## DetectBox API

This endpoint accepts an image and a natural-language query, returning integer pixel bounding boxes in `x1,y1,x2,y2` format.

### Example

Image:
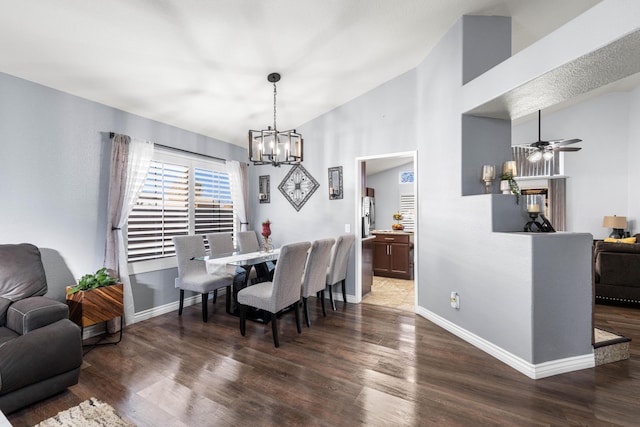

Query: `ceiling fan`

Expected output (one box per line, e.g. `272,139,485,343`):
518,110,582,162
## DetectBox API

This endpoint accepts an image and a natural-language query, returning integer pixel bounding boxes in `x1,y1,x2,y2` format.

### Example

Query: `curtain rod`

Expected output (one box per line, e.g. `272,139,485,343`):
109,132,227,163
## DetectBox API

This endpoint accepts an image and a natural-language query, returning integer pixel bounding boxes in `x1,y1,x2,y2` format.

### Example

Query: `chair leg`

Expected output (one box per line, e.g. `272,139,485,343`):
303,297,311,328
271,312,279,347
329,284,336,311
212,289,218,304
239,304,246,336
320,290,327,317
225,286,231,314
201,293,208,322
341,279,347,306
294,302,302,333
178,290,185,315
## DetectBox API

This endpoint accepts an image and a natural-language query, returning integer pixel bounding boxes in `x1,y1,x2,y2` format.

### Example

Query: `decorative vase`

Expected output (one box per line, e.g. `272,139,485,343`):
500,180,511,194
262,236,273,253
261,219,272,252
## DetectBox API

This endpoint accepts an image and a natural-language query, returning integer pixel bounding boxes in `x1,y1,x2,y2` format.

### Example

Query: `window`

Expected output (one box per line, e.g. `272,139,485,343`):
399,193,415,232
127,148,234,264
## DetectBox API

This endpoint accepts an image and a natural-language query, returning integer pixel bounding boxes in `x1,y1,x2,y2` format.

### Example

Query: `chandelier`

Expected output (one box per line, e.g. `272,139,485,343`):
248,73,303,167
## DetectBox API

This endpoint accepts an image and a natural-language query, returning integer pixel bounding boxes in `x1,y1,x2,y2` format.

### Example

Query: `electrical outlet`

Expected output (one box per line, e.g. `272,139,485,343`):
450,292,460,309
345,224,351,233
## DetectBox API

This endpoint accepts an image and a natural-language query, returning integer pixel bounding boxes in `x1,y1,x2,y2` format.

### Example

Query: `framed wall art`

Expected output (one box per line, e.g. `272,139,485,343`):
278,164,319,211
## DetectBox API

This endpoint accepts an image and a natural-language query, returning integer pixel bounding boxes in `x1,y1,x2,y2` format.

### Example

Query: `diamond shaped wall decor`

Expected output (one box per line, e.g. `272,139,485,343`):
278,164,319,211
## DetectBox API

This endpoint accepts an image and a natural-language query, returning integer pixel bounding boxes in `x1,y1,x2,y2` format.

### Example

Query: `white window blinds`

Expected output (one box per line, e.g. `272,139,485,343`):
399,193,415,232
128,161,189,262
127,149,234,263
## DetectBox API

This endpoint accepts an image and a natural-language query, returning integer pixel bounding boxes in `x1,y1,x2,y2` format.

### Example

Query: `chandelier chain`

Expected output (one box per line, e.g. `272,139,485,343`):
273,82,277,131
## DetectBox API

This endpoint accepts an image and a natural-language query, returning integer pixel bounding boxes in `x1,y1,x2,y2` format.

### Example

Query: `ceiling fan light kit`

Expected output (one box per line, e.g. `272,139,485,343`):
522,110,582,163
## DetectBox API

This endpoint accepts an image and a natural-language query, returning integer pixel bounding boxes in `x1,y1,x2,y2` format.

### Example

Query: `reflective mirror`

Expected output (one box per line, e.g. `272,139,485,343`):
328,166,343,200
258,175,270,203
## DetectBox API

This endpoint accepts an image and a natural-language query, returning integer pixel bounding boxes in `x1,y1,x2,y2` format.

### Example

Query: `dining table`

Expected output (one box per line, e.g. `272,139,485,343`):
197,249,280,320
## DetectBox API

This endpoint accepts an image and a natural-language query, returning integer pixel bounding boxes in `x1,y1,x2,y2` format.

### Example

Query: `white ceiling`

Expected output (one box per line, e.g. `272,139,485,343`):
0,0,602,147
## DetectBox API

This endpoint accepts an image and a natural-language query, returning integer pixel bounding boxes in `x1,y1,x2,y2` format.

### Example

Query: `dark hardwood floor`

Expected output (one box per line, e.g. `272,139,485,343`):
8,299,640,426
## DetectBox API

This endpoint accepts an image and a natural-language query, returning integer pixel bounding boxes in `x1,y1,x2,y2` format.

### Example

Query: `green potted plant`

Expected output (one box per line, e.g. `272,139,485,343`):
67,267,117,294
66,268,124,328
500,173,520,204
500,161,521,204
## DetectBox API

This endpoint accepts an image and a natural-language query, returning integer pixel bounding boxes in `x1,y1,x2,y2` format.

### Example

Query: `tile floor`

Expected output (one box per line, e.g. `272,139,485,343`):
362,276,414,312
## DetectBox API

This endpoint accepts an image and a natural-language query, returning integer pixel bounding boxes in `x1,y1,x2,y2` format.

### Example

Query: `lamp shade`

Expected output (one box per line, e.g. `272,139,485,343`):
602,215,627,229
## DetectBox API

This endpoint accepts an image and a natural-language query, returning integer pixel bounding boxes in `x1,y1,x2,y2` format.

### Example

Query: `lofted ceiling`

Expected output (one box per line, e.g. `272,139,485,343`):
0,0,602,147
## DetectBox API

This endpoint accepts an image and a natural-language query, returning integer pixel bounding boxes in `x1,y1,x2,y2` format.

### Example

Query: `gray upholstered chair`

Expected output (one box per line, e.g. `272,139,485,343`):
0,243,82,414
237,241,311,347
237,230,261,253
237,230,271,282
173,235,232,322
301,238,335,327
326,234,355,310
205,232,235,255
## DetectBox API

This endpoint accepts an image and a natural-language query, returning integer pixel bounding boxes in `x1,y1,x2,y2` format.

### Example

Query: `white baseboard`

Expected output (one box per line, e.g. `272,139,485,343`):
134,293,204,323
415,306,595,379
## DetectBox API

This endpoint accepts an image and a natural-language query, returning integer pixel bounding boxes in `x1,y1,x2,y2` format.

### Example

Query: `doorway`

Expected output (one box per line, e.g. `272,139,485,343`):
354,151,418,311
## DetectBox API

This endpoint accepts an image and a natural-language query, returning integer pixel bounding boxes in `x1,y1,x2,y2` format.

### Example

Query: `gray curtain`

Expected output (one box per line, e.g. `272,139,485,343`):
105,134,154,326
227,160,250,231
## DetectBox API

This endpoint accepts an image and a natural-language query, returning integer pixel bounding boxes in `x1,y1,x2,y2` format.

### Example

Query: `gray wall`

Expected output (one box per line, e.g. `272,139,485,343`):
0,72,246,309
365,161,414,230
246,68,419,298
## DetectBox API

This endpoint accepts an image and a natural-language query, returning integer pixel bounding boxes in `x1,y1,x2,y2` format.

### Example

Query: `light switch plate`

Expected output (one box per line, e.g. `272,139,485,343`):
345,224,350,233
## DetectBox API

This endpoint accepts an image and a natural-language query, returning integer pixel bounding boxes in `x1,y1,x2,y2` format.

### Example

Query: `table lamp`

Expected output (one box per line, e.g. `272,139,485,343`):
602,215,627,239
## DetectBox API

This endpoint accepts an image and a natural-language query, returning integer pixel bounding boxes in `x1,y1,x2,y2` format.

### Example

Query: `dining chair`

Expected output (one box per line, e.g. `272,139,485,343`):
237,230,271,282
326,234,356,310
237,230,261,253
301,238,335,327
205,232,235,255
237,241,311,347
172,235,233,322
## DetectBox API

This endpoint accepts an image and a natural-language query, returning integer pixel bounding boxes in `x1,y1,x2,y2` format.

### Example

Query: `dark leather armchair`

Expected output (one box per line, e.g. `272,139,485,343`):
594,234,640,303
0,243,83,414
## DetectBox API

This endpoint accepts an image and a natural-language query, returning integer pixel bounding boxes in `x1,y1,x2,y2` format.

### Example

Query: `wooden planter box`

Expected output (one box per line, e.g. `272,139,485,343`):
66,283,124,328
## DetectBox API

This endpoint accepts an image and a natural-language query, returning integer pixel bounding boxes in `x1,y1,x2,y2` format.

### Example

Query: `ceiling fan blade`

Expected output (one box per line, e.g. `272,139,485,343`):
548,138,582,147
554,147,582,152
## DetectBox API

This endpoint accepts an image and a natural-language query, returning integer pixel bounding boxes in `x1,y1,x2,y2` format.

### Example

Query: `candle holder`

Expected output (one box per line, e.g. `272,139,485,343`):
524,194,543,233
481,165,495,194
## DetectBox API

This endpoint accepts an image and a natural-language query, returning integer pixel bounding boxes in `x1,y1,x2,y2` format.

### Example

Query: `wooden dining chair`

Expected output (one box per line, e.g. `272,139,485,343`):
237,241,311,347
326,234,355,310
301,238,335,327
172,235,232,322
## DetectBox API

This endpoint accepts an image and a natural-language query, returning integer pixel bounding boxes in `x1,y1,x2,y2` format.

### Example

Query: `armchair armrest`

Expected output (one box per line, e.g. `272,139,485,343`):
6,296,69,334
0,319,81,396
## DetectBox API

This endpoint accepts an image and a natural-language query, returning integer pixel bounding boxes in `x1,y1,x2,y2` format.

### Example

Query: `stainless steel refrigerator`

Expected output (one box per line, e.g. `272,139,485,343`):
362,196,375,236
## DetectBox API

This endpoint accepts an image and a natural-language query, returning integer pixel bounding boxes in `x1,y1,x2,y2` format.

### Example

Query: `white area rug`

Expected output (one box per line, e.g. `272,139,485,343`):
34,398,134,427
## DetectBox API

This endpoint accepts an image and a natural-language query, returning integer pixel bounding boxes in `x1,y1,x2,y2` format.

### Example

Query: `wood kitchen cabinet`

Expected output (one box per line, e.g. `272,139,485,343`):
372,232,413,279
